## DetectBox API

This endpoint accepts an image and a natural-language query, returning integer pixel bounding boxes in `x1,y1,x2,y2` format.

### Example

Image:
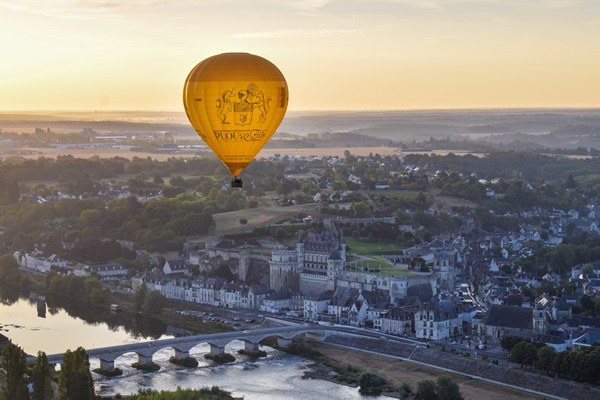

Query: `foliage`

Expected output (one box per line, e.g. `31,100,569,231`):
132,362,161,372
203,353,235,363
31,351,53,400
45,272,108,306
398,382,413,399
124,386,236,400
415,379,437,400
169,356,199,368
413,377,464,400
435,375,464,400
358,371,388,395
505,340,600,384
133,283,148,313
58,347,94,400
500,335,526,351
0,254,22,292
535,346,557,372
143,290,166,315
0,343,28,400
510,341,539,366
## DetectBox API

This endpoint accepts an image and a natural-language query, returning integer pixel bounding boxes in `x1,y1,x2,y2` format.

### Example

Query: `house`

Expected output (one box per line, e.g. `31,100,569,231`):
261,289,293,313
163,259,190,276
573,328,600,348
303,290,333,321
74,263,129,281
348,296,370,326
415,300,462,340
188,251,202,266
220,281,243,308
245,285,271,310
16,252,69,273
380,307,412,336
348,174,362,185
187,276,224,306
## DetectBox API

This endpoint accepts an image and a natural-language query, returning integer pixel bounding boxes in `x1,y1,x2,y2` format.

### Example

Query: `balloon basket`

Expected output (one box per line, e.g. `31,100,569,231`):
231,177,243,188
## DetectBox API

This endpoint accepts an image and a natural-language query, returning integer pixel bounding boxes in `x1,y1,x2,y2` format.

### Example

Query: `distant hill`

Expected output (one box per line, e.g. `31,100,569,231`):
2,109,600,150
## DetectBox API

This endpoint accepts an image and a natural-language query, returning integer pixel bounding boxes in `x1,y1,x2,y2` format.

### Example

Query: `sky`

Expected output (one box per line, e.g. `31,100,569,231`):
1,0,599,111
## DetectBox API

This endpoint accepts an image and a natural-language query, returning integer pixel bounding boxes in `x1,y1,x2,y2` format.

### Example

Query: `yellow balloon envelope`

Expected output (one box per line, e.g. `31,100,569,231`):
183,53,289,187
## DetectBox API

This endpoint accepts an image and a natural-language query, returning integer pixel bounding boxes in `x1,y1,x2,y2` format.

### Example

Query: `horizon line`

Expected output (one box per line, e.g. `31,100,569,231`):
1,106,600,115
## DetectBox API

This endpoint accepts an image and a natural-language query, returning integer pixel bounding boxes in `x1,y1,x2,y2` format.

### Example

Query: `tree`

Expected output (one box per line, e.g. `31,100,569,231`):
535,346,556,372
435,376,463,400
0,343,28,400
239,218,248,225
358,371,388,396
169,175,186,188
398,382,413,399
580,294,595,313
133,283,148,313
500,335,524,351
31,351,53,400
79,209,102,229
415,379,437,400
510,341,538,367
143,290,166,315
58,347,94,400
0,254,22,291
351,201,371,218
565,174,577,189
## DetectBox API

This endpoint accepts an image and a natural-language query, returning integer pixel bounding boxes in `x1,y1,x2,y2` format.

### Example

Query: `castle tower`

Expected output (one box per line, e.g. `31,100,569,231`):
269,249,298,292
327,251,344,291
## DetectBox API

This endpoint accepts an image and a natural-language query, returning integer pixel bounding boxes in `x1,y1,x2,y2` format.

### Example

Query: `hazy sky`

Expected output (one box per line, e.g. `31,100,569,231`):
1,0,599,111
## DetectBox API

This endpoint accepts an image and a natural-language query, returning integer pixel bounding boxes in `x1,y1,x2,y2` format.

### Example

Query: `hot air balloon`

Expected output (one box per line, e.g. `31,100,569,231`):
183,53,289,188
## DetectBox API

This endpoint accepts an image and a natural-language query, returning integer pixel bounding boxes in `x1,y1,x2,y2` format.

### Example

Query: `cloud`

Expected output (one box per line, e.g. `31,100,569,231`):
233,28,359,39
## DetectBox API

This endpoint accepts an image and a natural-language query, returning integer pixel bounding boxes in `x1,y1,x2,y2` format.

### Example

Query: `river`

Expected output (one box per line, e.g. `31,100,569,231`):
0,297,385,399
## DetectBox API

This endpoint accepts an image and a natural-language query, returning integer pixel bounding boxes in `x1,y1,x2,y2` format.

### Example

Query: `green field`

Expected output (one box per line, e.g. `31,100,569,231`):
345,237,403,256
345,262,416,277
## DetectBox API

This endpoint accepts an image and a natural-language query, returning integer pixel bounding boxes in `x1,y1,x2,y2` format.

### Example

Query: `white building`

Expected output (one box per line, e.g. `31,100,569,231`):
380,307,413,336
74,263,128,281
303,291,333,320
415,300,462,340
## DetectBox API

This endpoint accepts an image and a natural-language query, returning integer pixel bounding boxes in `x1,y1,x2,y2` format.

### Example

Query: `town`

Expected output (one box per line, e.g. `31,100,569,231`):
2,149,599,393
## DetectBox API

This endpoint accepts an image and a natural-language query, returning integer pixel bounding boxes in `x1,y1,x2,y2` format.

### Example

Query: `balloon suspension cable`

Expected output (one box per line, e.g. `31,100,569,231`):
231,176,243,188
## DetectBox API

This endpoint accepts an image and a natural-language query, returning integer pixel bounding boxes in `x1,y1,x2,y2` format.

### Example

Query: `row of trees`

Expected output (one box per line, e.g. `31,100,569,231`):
44,272,108,306
502,336,600,384
1,343,93,400
358,372,464,399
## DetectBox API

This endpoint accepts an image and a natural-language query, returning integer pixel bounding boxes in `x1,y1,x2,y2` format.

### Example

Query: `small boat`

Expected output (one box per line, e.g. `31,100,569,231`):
110,304,123,312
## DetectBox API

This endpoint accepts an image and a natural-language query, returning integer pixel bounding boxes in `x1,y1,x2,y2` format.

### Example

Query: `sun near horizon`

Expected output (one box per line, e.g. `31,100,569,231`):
1,0,600,112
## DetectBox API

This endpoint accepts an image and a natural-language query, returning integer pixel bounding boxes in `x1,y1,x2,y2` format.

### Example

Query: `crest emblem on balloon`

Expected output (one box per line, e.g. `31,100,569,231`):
183,53,288,188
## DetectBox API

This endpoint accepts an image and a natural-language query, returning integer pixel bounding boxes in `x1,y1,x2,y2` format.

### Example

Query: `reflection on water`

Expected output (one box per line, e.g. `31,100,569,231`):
1,296,384,399
94,341,386,400
0,297,171,355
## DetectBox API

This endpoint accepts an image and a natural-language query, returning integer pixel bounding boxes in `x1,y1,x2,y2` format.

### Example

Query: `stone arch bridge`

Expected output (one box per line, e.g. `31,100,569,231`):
38,325,336,372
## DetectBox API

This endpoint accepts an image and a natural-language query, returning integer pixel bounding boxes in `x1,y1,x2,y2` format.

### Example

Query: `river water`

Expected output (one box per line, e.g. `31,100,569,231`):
0,297,385,399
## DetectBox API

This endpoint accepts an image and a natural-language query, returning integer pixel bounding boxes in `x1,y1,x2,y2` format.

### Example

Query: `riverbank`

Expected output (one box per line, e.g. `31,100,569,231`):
308,341,543,400
16,267,232,339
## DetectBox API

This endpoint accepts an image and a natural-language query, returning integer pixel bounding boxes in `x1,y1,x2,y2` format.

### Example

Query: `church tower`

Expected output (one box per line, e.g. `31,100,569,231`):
533,305,547,335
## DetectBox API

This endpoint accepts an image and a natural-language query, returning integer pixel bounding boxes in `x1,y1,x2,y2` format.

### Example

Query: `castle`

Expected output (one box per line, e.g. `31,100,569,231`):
270,229,437,303
270,230,345,296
